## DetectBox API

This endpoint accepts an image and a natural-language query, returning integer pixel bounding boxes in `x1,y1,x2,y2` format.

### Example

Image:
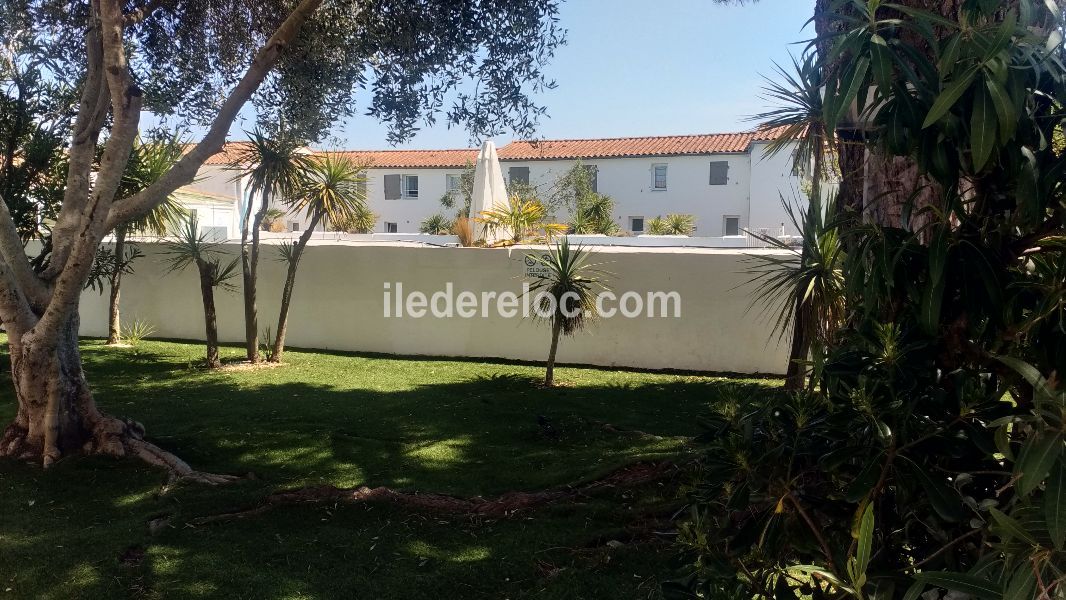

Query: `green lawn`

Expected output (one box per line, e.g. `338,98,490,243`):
0,338,778,599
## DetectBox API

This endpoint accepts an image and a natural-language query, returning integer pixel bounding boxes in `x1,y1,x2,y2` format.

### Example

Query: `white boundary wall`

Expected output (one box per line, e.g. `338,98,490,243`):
78,242,790,374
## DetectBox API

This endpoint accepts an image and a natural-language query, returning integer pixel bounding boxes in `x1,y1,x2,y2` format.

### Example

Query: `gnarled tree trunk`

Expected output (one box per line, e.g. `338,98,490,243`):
0,310,229,481
0,0,322,474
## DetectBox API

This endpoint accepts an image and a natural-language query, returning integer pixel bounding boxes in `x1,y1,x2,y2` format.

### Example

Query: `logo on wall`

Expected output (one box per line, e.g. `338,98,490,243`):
524,253,552,278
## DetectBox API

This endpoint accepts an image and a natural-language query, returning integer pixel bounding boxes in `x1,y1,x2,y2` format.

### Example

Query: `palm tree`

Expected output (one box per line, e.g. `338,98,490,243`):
160,216,239,368
527,238,609,386
229,129,311,362
268,154,367,363
749,51,834,390
107,133,187,345
477,195,566,245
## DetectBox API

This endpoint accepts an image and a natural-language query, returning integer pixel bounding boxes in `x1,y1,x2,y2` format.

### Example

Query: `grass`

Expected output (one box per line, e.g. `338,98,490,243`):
0,338,779,599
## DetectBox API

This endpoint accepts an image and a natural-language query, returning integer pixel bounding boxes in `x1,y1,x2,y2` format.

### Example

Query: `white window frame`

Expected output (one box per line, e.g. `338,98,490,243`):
629,216,645,234
401,174,419,199
384,222,398,233
723,215,741,237
651,163,668,191
445,174,462,194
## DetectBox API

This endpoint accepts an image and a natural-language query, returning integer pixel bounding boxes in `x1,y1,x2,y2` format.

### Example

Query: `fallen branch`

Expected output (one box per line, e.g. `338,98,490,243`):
189,460,679,526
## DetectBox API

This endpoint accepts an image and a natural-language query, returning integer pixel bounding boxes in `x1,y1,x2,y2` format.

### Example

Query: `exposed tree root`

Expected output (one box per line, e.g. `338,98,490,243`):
190,460,680,526
0,414,237,486
583,418,672,441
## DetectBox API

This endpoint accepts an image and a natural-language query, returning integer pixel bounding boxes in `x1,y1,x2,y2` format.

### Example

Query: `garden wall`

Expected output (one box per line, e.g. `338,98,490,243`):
78,242,791,374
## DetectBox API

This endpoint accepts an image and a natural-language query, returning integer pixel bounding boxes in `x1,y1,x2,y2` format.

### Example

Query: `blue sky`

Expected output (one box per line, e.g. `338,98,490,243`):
156,0,815,150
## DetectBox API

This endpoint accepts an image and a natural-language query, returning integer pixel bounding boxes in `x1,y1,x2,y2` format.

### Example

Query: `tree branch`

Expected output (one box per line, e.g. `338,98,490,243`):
123,0,171,25
0,195,47,306
39,16,110,282
106,0,326,231
34,0,142,343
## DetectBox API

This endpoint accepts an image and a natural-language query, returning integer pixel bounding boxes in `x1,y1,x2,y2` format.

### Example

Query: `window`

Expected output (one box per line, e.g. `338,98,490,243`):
724,216,740,236
384,222,398,233
509,166,529,185
290,221,301,232
652,164,667,190
446,174,462,194
402,175,419,199
709,161,729,185
630,216,645,234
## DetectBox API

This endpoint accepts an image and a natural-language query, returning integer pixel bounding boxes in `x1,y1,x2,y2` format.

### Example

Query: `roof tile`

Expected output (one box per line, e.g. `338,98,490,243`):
496,128,787,161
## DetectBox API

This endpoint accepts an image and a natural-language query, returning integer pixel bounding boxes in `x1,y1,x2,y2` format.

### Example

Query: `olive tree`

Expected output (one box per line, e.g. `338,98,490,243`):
0,0,564,480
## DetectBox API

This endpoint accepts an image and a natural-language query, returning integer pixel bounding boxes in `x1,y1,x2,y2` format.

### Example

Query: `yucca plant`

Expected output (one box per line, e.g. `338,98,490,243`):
119,319,156,347
744,193,845,390
335,204,377,234
748,50,835,390
229,129,312,362
570,193,619,235
527,238,609,386
269,154,367,363
477,195,566,245
419,213,453,235
646,213,695,236
161,216,240,368
106,131,187,345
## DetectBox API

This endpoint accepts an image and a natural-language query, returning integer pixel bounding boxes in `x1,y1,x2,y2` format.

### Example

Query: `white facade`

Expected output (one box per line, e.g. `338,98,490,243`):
360,167,467,233
176,134,802,240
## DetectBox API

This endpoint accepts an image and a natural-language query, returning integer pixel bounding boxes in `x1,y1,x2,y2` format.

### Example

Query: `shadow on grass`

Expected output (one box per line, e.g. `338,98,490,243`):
0,338,781,599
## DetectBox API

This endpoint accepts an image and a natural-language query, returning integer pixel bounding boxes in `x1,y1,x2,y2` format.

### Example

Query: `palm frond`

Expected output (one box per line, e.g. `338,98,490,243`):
527,238,611,335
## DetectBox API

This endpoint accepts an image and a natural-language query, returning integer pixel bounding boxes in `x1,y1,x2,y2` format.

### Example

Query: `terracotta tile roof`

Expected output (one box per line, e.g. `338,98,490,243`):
329,149,479,169
496,127,788,161
181,142,256,166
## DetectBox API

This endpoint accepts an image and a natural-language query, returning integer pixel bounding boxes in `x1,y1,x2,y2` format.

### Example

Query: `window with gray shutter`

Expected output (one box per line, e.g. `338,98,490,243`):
384,174,401,199
584,165,598,192
709,161,729,185
509,166,529,185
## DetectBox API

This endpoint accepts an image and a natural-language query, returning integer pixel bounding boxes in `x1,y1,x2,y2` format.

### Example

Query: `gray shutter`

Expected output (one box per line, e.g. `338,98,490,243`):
709,161,729,185
509,166,529,185
356,176,367,199
384,174,400,199
585,165,598,192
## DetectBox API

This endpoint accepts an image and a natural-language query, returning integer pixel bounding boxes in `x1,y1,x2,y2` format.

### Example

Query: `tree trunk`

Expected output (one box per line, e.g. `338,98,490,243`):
783,291,810,390
783,143,823,390
545,320,562,386
240,189,268,362
106,226,126,344
0,0,321,476
270,212,321,363
197,259,221,369
0,312,230,482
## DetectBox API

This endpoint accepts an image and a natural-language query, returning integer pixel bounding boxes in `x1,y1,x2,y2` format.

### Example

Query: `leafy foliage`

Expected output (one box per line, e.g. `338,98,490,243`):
646,214,696,236
420,214,454,235
476,195,566,245
673,2,1066,599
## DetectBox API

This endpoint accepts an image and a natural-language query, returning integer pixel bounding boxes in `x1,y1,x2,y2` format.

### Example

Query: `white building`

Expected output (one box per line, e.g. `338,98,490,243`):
176,129,801,239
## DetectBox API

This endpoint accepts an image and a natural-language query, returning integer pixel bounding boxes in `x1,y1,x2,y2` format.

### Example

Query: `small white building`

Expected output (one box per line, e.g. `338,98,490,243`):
176,128,802,239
